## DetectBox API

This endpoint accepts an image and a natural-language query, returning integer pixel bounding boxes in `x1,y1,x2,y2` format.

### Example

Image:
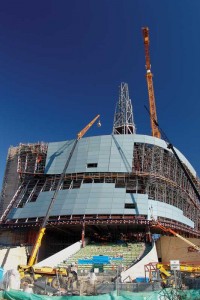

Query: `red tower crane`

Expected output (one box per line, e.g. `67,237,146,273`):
142,27,161,138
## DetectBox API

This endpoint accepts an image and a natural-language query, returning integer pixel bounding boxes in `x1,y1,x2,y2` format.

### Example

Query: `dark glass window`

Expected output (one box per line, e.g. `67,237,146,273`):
87,163,98,168
124,203,136,209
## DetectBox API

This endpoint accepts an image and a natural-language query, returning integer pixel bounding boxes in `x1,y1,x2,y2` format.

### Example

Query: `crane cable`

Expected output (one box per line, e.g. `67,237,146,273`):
144,105,200,204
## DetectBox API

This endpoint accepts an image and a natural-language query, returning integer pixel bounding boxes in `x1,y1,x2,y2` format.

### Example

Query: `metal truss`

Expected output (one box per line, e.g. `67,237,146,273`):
17,142,48,176
113,82,136,134
0,143,48,222
1,141,200,237
133,143,200,231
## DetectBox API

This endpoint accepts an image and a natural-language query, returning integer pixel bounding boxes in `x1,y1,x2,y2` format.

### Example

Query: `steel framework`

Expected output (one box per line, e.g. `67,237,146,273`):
113,83,136,135
17,142,48,176
1,141,200,237
0,143,48,223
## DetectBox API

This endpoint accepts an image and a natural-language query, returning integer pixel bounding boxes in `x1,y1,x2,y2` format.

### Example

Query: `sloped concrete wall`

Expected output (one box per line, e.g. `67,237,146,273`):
120,243,158,282
0,247,27,272
34,240,82,268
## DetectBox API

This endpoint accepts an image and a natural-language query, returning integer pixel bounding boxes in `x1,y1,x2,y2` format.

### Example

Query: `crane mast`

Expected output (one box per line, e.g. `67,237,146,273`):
142,27,161,138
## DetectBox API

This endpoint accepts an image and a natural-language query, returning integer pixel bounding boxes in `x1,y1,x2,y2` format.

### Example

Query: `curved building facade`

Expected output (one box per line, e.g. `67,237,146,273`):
1,82,200,248
4,134,200,237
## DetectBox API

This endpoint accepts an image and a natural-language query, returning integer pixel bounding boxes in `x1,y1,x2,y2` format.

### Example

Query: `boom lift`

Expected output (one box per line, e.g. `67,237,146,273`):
157,262,200,275
18,114,101,286
146,261,200,287
142,27,161,138
149,218,200,286
151,218,200,252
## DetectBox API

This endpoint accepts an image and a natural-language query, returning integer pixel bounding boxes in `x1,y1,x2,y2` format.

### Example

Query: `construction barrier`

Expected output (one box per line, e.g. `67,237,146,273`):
2,289,200,300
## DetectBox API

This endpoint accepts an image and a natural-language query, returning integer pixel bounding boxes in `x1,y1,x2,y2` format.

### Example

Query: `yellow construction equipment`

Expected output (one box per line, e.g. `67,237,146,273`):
156,262,200,288
18,114,101,286
142,27,161,138
157,262,200,274
146,261,200,288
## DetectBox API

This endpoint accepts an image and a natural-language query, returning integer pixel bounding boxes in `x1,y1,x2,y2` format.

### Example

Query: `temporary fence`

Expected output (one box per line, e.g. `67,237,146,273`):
1,289,200,300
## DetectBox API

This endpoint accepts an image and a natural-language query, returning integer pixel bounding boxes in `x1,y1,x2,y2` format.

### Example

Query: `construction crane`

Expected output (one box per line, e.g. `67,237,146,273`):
142,27,161,138
18,114,101,284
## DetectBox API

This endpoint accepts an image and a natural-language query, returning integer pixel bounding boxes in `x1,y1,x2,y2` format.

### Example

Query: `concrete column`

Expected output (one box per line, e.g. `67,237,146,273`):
145,226,152,243
81,222,85,248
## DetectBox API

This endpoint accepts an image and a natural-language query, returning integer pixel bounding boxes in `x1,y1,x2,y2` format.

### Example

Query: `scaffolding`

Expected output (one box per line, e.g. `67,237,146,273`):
0,142,48,223
1,141,200,237
133,143,200,230
0,147,19,217
17,142,48,176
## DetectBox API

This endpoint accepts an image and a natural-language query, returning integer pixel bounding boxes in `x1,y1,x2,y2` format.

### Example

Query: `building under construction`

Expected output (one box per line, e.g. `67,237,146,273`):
0,80,199,262
0,28,200,267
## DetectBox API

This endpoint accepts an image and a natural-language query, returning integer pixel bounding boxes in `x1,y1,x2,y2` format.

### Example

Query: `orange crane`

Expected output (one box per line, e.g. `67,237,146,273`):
142,27,161,138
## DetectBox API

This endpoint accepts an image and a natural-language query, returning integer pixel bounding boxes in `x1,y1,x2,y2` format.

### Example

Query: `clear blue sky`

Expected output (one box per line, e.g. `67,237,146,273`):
0,0,200,187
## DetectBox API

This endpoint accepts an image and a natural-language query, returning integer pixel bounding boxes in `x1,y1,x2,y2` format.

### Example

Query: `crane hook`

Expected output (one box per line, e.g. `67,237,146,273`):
97,119,101,127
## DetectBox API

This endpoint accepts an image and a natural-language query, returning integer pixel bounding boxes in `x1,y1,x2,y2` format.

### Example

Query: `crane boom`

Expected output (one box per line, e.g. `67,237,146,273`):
77,115,100,139
27,114,100,267
142,27,161,139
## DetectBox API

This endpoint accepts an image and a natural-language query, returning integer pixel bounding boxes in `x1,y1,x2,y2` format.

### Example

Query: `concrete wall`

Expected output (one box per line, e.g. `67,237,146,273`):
120,243,158,282
0,247,27,272
0,230,29,247
34,240,83,268
156,236,200,262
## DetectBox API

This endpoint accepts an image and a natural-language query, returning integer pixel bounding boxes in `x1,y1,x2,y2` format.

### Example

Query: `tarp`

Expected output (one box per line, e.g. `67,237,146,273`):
2,289,200,300
1,290,158,300
78,256,123,265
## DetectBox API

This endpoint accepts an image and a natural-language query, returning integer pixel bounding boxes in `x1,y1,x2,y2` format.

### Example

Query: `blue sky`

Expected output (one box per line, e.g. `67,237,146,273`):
0,0,200,187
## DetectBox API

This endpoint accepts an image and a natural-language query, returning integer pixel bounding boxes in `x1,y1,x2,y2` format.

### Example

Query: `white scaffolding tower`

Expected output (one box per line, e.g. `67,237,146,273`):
113,82,136,134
